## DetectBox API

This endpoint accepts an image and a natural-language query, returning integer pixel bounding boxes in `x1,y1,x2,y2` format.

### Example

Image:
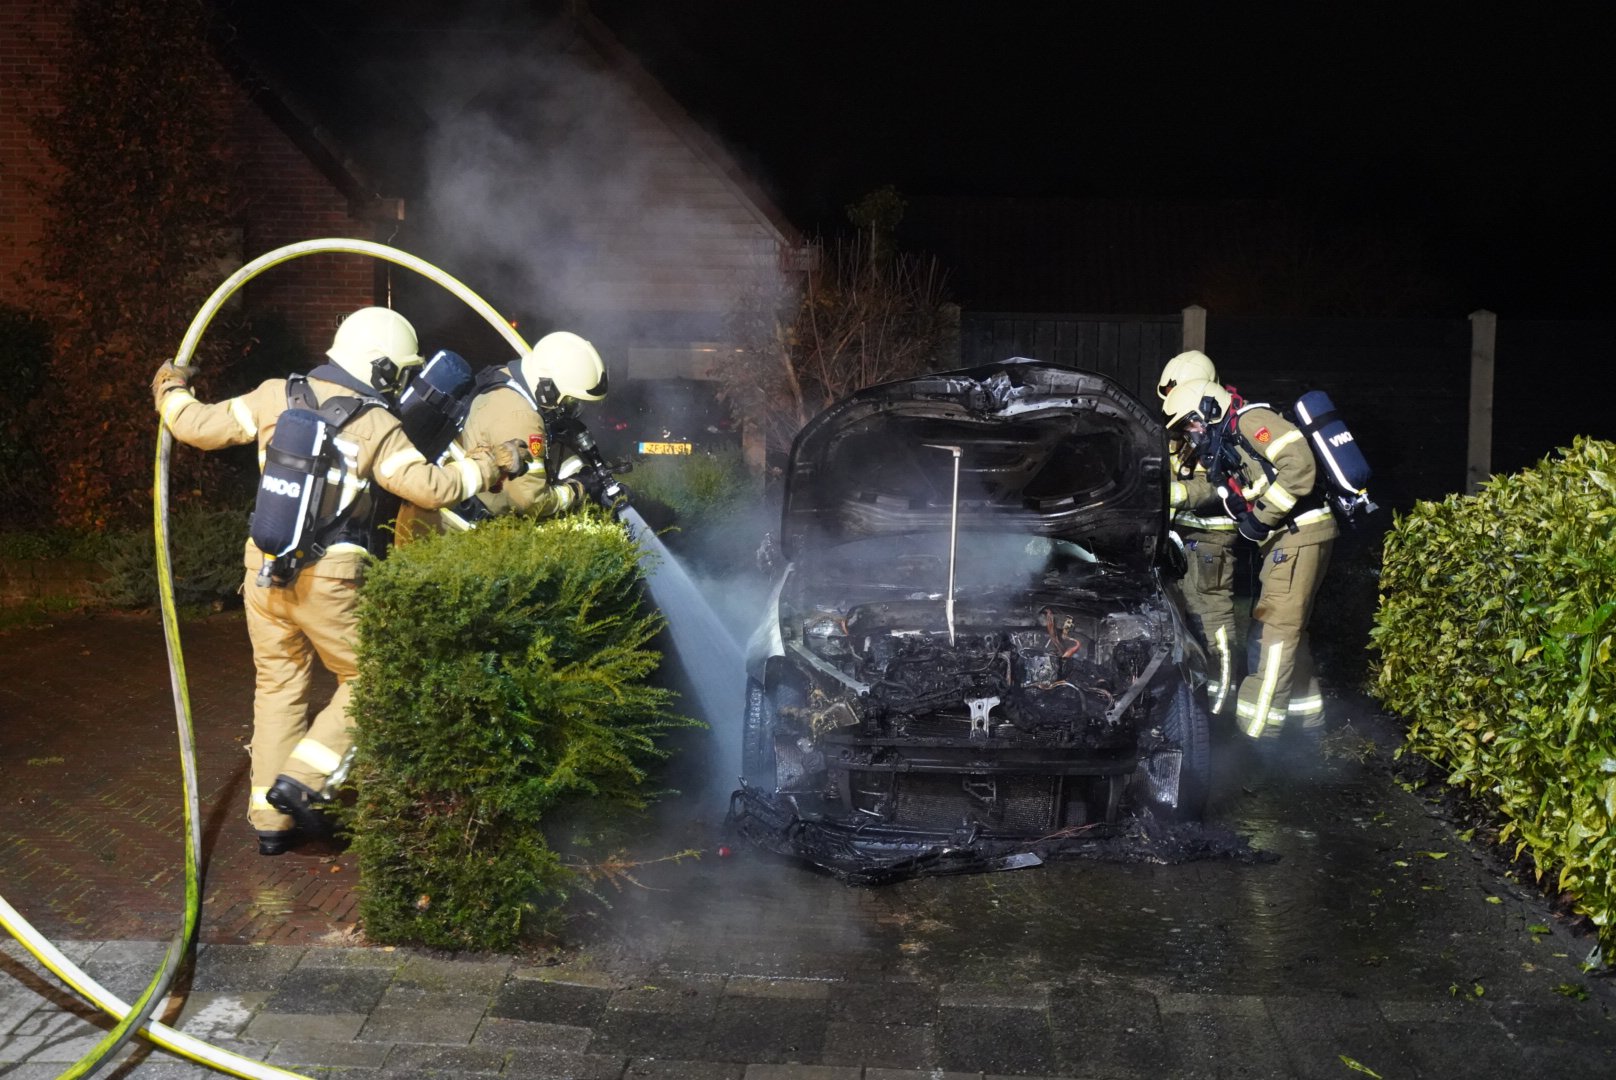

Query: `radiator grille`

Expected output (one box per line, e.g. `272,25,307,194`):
852,773,1062,833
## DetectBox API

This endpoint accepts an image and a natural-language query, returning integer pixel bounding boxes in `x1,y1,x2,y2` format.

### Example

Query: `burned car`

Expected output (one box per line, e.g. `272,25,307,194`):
729,360,1211,880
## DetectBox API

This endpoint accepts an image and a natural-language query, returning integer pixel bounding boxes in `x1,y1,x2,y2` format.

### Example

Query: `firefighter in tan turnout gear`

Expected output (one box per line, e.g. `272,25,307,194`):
1157,351,1240,716
1163,378,1337,745
395,331,611,540
152,307,533,854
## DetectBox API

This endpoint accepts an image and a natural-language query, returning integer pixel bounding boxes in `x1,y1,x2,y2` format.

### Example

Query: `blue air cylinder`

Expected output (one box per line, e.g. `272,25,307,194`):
396,349,475,461
249,408,328,563
1294,390,1371,496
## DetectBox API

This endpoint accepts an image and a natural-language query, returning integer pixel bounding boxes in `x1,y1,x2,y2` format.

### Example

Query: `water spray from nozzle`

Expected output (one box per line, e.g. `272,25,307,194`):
924,443,962,646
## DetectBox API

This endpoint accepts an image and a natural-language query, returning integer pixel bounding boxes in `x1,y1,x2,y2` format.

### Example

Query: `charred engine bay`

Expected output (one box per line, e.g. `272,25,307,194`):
732,538,1221,882
791,593,1167,747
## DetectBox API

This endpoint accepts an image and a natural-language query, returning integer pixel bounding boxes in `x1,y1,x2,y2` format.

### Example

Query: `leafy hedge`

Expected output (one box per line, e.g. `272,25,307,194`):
347,514,687,949
1372,437,1616,951
626,448,766,572
95,507,249,609
0,306,52,527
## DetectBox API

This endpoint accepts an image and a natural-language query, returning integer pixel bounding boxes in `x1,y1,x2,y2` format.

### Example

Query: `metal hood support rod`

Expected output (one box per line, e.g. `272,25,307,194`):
924,444,963,645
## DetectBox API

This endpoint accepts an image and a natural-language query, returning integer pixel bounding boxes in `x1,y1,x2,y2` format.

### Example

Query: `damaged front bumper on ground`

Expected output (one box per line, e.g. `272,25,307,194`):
726,782,1262,885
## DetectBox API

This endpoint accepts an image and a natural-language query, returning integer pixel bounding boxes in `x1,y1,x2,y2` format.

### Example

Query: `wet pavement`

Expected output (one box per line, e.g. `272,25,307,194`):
2,611,1614,1078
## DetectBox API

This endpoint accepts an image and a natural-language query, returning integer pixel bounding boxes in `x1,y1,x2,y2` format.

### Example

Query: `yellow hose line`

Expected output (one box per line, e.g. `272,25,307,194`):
0,239,530,1080
0,896,303,1080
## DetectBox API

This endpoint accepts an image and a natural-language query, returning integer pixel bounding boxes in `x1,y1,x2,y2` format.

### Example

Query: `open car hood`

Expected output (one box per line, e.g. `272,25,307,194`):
782,360,1169,571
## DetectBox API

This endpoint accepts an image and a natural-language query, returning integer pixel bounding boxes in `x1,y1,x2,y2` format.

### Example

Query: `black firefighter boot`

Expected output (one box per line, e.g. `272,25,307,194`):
256,829,296,856
266,775,334,841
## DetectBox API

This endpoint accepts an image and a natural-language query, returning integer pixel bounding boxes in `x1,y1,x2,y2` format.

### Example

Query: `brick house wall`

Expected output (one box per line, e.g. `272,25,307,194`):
0,2,384,357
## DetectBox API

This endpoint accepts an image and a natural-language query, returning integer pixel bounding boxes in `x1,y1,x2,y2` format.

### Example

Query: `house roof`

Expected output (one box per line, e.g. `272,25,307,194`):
213,0,800,249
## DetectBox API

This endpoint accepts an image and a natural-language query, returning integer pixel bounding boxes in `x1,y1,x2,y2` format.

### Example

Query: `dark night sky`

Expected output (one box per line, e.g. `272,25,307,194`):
586,1,1610,316
242,1,1612,317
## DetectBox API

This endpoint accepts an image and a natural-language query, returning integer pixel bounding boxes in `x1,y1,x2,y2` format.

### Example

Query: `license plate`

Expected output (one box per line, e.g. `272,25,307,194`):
638,441,692,455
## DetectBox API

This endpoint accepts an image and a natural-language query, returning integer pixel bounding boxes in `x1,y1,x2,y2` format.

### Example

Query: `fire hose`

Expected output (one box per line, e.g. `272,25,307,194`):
0,239,532,1078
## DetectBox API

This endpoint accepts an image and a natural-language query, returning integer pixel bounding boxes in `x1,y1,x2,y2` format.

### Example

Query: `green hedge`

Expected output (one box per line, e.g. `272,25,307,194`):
95,507,249,609
347,514,688,949
1372,437,1616,952
625,448,762,570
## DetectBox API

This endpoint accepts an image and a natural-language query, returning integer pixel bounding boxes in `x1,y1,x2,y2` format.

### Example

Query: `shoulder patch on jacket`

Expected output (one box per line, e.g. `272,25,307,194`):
1253,426,1271,443
528,432,545,458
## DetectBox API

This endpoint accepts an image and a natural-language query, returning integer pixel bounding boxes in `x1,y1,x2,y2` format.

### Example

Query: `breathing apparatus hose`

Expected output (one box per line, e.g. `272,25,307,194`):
0,239,531,1079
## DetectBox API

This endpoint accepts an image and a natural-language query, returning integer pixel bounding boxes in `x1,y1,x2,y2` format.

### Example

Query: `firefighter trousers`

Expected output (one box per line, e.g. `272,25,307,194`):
1235,534,1333,741
241,568,362,831
1178,529,1239,717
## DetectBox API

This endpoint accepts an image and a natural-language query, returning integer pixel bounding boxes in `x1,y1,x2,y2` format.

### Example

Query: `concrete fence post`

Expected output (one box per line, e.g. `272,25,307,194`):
1181,305,1206,352
1467,309,1497,493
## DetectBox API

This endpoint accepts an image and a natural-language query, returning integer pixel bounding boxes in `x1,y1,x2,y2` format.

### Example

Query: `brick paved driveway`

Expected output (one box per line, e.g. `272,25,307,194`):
0,611,358,945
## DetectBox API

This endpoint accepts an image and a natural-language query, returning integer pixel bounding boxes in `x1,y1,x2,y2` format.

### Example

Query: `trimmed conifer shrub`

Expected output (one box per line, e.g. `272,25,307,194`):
348,514,685,949
1372,437,1616,954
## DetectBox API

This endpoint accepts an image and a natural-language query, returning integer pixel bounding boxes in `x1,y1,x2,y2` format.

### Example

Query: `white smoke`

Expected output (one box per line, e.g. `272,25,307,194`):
410,22,785,339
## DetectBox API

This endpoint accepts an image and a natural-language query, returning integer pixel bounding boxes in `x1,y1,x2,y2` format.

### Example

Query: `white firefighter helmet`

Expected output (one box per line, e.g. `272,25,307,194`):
326,307,424,393
519,331,608,402
1157,350,1218,400
1163,378,1232,429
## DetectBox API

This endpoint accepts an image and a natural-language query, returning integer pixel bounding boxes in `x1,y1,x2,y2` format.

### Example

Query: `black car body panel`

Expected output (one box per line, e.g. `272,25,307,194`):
732,360,1210,881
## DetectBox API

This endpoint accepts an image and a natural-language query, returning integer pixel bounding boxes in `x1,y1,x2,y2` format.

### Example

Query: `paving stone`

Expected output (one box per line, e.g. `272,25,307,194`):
937,991,1057,1075
380,1042,506,1074
818,1020,935,1069
76,961,173,1001
471,1016,594,1053
1049,978,1171,1079
2,940,101,966
1155,993,1268,1018
14,1029,146,1065
190,945,305,992
826,981,938,1026
1264,994,1421,1080
263,967,393,1015
499,1046,628,1079
864,1071,981,1080
85,941,171,967
295,948,406,971
0,985,52,1036
589,1008,714,1061
707,993,827,1064
490,975,613,1027
740,1066,861,1080
374,984,494,1012
1381,1016,1526,1076
1490,1001,1616,1075
169,991,266,1040
2,1009,105,1062
103,1057,219,1079
245,1010,366,1042
941,983,1052,1011
1159,1008,1293,1080
267,1038,393,1067
724,976,834,1000
356,1005,483,1044
511,964,620,989
607,975,725,1017
392,955,511,995
624,1058,745,1079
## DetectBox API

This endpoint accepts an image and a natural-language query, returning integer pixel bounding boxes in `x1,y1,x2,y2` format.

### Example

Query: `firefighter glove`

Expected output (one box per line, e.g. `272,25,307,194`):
492,438,532,480
1236,511,1271,543
1217,483,1250,518
150,361,191,408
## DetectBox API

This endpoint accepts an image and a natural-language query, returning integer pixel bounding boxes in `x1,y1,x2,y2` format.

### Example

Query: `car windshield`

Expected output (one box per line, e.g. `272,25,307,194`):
800,530,1104,595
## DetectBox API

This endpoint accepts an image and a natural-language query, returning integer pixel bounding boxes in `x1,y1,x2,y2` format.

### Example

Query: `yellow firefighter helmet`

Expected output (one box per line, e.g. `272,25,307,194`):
1156,350,1218,400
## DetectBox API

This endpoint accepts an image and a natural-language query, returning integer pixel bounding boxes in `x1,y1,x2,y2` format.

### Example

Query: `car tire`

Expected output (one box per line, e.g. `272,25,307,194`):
1161,680,1211,819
